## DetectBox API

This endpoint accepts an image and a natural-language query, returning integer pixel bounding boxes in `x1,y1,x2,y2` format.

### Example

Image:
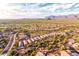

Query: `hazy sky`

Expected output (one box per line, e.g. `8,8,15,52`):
0,3,79,19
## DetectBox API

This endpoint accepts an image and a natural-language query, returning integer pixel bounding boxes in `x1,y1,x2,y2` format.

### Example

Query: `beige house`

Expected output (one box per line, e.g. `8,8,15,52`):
35,52,45,56
72,43,79,52
59,50,70,56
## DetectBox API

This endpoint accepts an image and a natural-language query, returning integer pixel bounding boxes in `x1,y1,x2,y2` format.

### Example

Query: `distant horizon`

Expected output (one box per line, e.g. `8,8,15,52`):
0,13,78,19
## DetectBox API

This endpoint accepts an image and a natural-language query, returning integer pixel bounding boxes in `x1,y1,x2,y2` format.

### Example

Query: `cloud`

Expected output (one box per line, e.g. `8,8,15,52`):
0,3,79,19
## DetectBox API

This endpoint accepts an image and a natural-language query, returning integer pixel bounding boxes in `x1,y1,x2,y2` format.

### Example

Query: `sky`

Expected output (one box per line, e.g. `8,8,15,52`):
0,3,79,19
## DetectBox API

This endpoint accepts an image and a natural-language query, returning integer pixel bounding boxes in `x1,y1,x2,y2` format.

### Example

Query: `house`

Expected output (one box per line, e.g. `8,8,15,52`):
35,47,48,56
30,38,34,42
67,38,75,46
59,50,70,56
35,52,45,56
72,43,79,53
23,40,28,45
47,53,55,56
17,49,27,55
18,32,27,40
18,41,25,49
76,29,79,33
27,39,31,44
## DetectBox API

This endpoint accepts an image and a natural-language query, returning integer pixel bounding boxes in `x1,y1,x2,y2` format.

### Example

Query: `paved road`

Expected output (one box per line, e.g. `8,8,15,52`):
0,33,17,56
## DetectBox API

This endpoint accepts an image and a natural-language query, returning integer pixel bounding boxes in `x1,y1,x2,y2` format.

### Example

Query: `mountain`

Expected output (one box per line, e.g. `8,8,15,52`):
46,14,79,20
